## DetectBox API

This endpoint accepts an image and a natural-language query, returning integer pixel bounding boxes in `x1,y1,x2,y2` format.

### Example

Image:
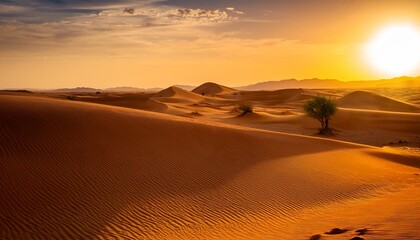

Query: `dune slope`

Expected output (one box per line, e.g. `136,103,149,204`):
192,82,238,96
152,86,204,100
0,95,418,240
338,91,419,112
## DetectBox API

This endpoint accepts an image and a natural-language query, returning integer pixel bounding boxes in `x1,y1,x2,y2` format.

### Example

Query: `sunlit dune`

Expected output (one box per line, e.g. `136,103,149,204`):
192,82,239,96
153,86,204,100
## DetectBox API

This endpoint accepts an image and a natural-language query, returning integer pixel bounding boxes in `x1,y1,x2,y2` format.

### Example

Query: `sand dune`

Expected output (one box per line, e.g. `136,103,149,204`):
192,82,238,96
1,94,418,239
338,91,419,112
238,89,317,105
153,86,204,100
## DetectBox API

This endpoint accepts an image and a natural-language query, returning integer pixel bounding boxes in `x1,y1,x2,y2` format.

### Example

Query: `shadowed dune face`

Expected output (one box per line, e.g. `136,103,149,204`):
0,95,419,239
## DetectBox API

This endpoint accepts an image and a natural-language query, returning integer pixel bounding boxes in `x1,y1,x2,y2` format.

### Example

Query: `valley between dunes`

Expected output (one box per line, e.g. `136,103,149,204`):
1,85,419,239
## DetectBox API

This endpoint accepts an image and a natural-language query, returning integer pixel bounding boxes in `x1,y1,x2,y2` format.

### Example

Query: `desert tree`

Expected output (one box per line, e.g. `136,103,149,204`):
303,96,337,134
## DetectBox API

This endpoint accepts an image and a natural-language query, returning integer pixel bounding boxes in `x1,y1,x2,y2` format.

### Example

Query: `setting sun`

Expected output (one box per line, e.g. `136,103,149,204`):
365,24,420,76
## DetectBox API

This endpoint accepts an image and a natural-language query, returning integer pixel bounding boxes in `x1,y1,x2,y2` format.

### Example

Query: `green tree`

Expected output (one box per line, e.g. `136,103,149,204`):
304,96,337,134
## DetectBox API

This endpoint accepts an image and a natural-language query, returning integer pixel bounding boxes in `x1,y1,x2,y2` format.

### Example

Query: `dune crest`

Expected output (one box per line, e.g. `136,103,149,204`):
152,86,204,100
192,82,238,96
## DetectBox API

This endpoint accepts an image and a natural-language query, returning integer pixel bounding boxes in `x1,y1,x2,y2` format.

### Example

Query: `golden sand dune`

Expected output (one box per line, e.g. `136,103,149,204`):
230,89,341,111
192,82,238,96
1,94,419,239
238,89,317,106
334,108,420,134
338,91,419,112
152,86,204,101
56,92,156,111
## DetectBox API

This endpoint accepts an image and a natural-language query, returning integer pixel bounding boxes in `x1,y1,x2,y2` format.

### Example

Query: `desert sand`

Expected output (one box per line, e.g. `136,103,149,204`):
1,86,419,239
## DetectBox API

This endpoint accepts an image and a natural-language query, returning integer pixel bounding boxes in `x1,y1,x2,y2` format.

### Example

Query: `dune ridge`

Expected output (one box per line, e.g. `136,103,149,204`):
153,86,204,100
0,95,419,239
338,90,419,112
192,82,238,96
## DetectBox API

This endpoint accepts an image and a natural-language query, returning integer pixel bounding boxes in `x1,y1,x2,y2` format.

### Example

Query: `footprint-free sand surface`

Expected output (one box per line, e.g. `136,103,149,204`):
1,93,419,239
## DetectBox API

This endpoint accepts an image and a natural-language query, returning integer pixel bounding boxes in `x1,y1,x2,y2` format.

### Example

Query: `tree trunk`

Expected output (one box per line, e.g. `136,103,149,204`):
320,120,325,131
325,118,329,130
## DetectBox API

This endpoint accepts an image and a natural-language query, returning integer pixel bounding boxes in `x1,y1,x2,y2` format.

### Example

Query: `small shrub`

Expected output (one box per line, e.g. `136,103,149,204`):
238,104,253,116
67,95,76,100
389,139,409,145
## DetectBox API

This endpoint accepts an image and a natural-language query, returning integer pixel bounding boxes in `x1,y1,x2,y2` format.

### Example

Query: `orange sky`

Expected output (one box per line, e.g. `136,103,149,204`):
0,0,419,88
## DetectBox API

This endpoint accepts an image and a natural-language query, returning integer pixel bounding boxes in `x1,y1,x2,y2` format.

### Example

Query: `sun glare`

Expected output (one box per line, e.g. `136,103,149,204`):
365,24,420,76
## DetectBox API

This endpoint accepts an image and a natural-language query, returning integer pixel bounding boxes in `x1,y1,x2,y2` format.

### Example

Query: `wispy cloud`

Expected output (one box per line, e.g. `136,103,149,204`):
226,7,244,15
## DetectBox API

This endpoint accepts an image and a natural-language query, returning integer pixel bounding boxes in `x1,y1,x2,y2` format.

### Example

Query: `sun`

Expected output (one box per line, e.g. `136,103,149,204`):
365,24,420,76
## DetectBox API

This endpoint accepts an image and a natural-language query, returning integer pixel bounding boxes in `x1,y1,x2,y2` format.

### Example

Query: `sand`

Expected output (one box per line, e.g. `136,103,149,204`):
192,82,238,96
1,93,419,239
338,91,419,112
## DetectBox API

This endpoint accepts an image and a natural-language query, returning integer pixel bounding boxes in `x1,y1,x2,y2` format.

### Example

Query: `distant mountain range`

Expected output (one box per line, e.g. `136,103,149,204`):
236,76,420,91
33,85,198,93
104,87,163,92
3,76,419,93
33,87,162,93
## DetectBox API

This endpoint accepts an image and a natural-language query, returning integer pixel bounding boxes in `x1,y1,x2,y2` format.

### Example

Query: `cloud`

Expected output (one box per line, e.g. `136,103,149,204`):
226,7,244,15
0,0,239,57
0,4,28,14
97,7,234,25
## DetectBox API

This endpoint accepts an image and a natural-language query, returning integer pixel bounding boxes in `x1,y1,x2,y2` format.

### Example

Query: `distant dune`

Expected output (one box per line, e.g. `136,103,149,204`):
192,82,238,96
104,87,162,92
338,91,419,112
1,94,419,239
153,86,204,100
0,89,33,94
47,87,102,93
239,88,315,105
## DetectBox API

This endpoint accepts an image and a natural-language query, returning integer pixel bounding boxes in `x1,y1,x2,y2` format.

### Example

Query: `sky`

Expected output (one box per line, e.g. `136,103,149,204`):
1,0,420,88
